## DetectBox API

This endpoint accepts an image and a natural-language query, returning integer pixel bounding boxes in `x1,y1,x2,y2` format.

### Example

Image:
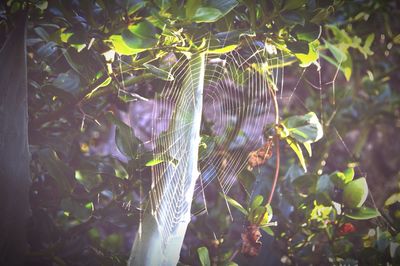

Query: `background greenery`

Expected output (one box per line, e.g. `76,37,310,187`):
1,0,400,265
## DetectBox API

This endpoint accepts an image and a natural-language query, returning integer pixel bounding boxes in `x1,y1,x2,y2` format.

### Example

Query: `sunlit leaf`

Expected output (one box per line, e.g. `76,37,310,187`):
108,35,146,55
224,194,248,215
197,246,211,266
249,206,268,224
384,193,400,206
286,137,306,172
283,112,323,143
330,168,354,188
393,34,400,44
343,177,369,208
303,142,312,156
86,76,112,98
294,40,319,67
145,157,164,166
192,7,222,22
251,195,264,210
207,44,238,54
345,207,380,220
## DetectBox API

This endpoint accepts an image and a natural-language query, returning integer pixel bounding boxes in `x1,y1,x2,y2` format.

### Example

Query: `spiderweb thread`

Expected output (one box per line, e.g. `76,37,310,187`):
147,37,286,247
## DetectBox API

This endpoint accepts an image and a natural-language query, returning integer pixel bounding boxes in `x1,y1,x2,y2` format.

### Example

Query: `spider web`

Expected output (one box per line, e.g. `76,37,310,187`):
125,36,291,249
110,32,370,258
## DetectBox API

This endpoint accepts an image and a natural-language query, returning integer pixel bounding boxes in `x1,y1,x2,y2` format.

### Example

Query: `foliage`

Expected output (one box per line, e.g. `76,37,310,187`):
1,0,400,265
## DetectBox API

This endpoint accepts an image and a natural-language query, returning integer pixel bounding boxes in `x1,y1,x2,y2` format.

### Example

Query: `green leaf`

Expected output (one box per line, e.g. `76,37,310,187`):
311,8,331,23
192,7,222,22
260,225,275,236
316,174,334,193
37,148,73,193
341,54,353,81
197,247,211,266
303,142,312,156
145,157,164,166
121,30,154,50
86,76,112,98
60,29,73,43
265,204,273,222
325,40,347,62
105,112,141,159
294,40,319,67
343,178,369,208
109,21,158,55
143,63,174,81
286,137,306,172
208,0,238,17
345,207,380,220
330,168,354,188
128,1,146,15
359,33,375,58
343,168,355,182
185,0,201,18
283,112,323,143
393,34,400,44
282,0,306,10
113,159,129,179
127,21,157,40
108,35,145,55
224,194,248,215
207,44,238,54
291,174,317,195
316,174,334,204
385,193,400,206
251,195,264,210
249,206,268,224
321,49,352,81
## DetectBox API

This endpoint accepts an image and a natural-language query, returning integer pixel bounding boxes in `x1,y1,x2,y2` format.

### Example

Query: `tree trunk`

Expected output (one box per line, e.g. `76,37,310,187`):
0,15,31,265
129,52,206,266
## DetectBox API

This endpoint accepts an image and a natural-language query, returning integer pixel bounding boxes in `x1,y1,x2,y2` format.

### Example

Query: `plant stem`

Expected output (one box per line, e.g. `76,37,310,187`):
268,89,280,205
